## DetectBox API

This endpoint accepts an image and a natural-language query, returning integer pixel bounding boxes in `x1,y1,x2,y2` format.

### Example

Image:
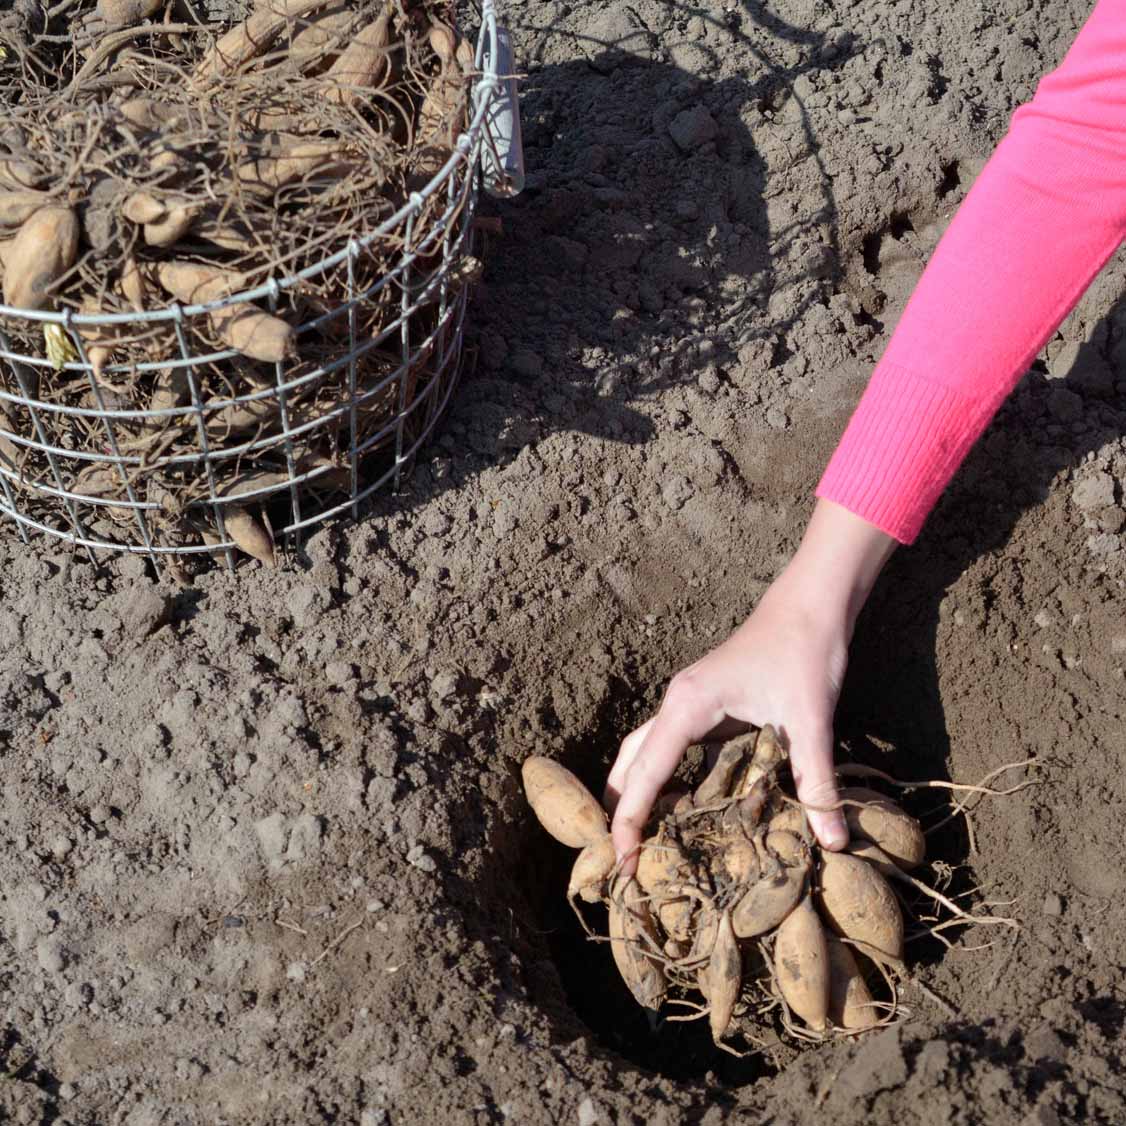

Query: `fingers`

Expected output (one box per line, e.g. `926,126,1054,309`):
788,722,848,850
605,714,749,812
610,683,720,874
603,717,654,814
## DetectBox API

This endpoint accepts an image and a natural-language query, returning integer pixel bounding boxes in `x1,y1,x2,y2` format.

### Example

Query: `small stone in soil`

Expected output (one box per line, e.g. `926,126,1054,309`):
510,348,544,378
36,937,66,974
406,844,438,873
766,405,790,430
1073,471,1116,510
1042,893,1064,917
668,104,718,151
578,1096,602,1126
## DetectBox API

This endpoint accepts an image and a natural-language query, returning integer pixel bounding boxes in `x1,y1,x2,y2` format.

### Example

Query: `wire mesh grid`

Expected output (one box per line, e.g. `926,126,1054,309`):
0,0,513,573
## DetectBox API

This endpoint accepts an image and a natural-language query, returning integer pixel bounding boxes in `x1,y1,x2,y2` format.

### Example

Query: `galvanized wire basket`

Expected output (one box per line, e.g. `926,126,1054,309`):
0,0,522,572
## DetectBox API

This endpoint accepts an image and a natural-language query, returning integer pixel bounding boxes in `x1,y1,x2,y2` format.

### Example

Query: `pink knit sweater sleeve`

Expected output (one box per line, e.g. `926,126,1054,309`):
816,0,1126,543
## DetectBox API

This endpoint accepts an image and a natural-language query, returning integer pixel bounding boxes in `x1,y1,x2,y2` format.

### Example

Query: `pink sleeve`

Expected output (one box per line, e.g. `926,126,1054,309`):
816,0,1126,543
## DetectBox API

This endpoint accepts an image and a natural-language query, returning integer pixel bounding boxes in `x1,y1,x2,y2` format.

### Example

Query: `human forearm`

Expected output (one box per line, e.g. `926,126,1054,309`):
771,499,896,647
818,0,1126,542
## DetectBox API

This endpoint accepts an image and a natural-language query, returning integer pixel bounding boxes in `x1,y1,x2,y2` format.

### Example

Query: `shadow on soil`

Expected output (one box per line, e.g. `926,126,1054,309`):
325,0,860,539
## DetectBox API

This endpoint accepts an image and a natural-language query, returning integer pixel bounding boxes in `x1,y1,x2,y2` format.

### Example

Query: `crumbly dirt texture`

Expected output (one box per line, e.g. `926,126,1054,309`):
1,0,1124,1123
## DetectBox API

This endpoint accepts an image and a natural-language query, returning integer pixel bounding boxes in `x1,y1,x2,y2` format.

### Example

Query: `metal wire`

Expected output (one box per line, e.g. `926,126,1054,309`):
0,0,510,570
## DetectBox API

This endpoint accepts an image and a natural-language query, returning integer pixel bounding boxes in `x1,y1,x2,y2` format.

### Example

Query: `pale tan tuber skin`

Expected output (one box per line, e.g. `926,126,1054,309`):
120,255,146,312
236,142,358,192
774,895,830,1032
144,205,199,248
2,206,79,311
704,911,741,1043
0,192,48,228
635,828,688,895
656,897,693,943
221,505,276,567
192,0,334,83
608,878,666,1011
817,850,904,967
843,838,901,881
521,757,609,849
568,837,616,905
95,0,163,30
154,261,296,364
693,734,755,805
0,158,45,191
826,937,879,1031
322,9,393,106
286,7,366,73
722,836,759,885
734,724,787,799
839,786,926,869
765,828,805,867
731,862,807,939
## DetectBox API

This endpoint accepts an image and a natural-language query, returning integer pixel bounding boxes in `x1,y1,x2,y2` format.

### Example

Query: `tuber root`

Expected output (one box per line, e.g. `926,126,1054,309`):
773,895,830,1033
817,850,904,968
154,261,296,363
521,756,608,849
608,877,666,1011
2,206,79,311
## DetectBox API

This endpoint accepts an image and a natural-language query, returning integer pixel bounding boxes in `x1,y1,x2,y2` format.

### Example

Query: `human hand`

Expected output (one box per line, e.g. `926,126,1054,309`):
604,500,896,873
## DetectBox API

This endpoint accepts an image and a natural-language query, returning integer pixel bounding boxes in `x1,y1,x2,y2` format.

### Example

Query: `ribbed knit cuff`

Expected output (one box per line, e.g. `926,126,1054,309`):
815,361,1003,544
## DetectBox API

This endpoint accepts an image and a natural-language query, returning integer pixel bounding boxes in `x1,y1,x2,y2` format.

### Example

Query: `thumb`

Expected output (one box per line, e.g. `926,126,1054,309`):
788,723,848,851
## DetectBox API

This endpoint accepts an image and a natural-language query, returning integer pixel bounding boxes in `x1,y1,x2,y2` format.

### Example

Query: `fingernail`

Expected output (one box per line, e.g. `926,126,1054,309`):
823,823,848,850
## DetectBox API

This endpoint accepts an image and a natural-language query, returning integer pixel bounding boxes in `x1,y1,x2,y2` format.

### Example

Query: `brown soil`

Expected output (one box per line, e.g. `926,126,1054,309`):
1,0,1124,1123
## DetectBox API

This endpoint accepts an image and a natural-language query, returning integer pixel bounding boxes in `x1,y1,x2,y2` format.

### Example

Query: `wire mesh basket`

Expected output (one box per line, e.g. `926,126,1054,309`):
0,0,521,573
